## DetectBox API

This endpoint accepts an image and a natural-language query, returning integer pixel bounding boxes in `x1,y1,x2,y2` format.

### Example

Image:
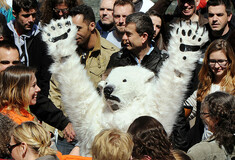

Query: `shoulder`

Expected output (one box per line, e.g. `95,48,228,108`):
187,140,226,160
100,37,120,53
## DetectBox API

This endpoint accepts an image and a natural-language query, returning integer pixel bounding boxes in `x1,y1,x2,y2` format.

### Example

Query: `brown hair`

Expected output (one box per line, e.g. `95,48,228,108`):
197,39,235,102
128,116,175,160
0,65,36,113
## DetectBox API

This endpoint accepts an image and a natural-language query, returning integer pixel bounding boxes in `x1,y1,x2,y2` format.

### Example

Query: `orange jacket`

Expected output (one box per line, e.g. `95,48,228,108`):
56,152,92,160
0,107,34,124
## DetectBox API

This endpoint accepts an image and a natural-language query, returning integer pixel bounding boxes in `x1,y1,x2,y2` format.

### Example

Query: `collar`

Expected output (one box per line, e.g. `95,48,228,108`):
134,44,154,65
7,20,40,38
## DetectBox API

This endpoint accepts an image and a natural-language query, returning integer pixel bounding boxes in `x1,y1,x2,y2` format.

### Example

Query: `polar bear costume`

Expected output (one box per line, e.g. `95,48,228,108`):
42,17,208,156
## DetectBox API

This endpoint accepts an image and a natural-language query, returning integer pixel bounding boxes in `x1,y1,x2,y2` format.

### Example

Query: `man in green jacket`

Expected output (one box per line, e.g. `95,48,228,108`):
48,4,119,154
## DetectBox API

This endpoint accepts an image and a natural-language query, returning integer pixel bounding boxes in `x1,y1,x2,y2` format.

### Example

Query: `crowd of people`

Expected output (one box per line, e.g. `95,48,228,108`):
0,0,234,159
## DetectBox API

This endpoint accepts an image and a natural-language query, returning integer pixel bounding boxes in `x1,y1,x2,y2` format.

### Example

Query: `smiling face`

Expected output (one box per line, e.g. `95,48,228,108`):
113,4,134,34
99,0,115,25
208,5,232,35
14,8,37,34
28,74,40,105
72,14,93,46
122,23,146,53
209,50,228,81
178,0,196,18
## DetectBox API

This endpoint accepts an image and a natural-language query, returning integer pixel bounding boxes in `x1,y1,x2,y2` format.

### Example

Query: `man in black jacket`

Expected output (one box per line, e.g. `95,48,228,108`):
7,0,52,96
107,12,168,76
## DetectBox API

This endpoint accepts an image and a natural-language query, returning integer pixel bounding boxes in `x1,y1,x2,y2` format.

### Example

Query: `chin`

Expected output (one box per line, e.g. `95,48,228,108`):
29,100,37,106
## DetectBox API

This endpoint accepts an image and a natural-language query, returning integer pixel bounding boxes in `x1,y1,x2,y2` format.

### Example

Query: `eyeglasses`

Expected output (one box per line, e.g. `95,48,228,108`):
0,60,21,65
7,143,21,153
200,112,210,118
53,8,69,14
208,59,228,67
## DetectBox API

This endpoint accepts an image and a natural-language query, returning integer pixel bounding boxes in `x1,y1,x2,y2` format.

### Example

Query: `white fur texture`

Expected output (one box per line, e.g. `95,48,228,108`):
42,19,208,156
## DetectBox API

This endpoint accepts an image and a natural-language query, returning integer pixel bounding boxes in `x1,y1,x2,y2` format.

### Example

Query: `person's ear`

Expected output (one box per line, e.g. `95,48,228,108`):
141,32,149,44
12,10,17,18
20,142,28,157
89,22,96,32
228,13,232,22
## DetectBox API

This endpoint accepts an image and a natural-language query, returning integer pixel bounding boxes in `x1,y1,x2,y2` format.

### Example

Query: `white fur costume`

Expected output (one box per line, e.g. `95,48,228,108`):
42,17,208,156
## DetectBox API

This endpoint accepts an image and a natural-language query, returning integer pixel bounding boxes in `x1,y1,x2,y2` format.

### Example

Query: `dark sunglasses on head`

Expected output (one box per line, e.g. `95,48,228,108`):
0,60,21,65
7,143,21,153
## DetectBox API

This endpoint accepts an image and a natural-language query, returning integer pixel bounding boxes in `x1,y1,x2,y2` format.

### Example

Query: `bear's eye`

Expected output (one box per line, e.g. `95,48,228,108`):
105,82,108,85
123,79,127,82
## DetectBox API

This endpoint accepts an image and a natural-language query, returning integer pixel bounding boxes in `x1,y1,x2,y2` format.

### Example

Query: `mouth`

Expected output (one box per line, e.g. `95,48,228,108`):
105,94,121,102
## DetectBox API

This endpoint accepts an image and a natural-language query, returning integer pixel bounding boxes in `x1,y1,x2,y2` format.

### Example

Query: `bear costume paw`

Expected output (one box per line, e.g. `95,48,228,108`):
42,17,78,62
170,21,209,54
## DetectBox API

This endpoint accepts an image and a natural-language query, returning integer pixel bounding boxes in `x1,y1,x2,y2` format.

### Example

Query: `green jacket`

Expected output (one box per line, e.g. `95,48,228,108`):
187,137,235,160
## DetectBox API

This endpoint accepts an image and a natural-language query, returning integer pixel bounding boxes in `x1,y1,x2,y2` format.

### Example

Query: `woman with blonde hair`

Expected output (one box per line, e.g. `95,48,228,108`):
173,39,235,151
8,121,58,160
92,129,133,160
0,65,41,124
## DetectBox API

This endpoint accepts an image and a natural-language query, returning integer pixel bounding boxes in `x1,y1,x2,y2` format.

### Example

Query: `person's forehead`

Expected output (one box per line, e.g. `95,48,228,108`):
114,4,133,14
72,14,87,26
208,5,226,13
125,23,137,32
100,0,115,8
0,47,19,60
18,8,37,15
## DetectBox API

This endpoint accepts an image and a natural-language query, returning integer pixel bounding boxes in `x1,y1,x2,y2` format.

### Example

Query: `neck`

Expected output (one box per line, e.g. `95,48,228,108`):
135,43,151,61
100,21,114,31
212,24,230,38
114,29,124,40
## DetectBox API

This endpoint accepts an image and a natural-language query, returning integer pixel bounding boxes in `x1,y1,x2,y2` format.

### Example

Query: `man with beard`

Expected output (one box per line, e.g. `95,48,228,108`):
106,0,135,48
96,0,116,38
49,4,119,154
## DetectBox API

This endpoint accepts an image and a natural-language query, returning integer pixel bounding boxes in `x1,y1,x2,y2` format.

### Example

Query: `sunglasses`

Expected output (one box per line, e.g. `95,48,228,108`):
53,8,69,13
0,60,21,65
7,143,21,153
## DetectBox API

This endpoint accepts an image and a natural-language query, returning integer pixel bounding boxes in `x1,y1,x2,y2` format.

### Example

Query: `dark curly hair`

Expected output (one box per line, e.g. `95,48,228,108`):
127,116,175,160
40,0,83,25
0,113,16,158
201,91,235,154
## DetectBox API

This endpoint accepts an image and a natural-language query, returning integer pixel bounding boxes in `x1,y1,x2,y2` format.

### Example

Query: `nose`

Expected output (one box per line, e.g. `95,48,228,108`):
59,10,64,16
36,85,41,92
212,15,218,22
28,15,33,22
119,16,125,24
104,86,114,97
103,9,108,15
122,33,127,41
214,62,220,68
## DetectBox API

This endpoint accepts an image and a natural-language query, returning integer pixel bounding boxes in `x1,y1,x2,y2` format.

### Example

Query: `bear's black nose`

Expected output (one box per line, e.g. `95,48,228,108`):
104,86,114,97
